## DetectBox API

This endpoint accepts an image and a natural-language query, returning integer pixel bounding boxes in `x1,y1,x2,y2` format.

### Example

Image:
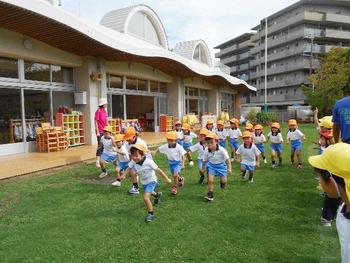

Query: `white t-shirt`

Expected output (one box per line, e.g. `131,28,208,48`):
158,143,186,161
236,144,261,166
176,130,184,141
125,137,152,158
128,157,158,185
287,129,304,141
190,142,206,160
183,132,197,144
253,133,266,144
203,146,230,164
101,136,116,156
216,128,228,140
228,128,242,139
116,144,130,163
267,132,284,144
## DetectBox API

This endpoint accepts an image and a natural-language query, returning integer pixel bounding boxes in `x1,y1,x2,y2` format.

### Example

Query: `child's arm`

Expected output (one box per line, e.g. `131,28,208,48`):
236,154,241,163
151,148,159,157
156,168,171,183
314,107,320,128
182,155,186,169
114,148,126,155
226,159,232,175
201,161,206,174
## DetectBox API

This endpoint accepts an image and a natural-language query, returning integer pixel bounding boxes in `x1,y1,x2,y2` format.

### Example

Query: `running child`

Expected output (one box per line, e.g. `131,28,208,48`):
111,134,130,187
267,122,283,168
228,118,242,161
98,126,117,178
202,132,232,201
127,143,171,223
216,120,228,148
188,128,209,184
206,120,215,132
152,131,187,195
286,119,305,168
253,124,267,164
181,123,197,166
174,121,183,146
236,131,261,183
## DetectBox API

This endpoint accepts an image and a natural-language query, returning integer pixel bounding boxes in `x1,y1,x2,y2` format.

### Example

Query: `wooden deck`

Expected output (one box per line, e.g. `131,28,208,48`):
0,132,167,180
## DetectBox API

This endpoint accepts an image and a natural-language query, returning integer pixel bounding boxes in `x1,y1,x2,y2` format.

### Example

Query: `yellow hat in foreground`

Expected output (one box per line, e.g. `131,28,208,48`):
114,134,124,142
103,126,113,133
308,143,350,180
199,128,209,136
242,131,252,139
131,143,147,153
319,116,333,129
288,119,297,126
206,131,219,140
166,131,177,140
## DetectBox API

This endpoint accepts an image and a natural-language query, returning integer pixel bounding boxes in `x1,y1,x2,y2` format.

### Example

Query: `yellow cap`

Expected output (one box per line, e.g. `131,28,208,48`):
254,124,263,130
124,127,137,140
217,120,224,126
242,131,252,138
114,134,124,142
103,126,113,133
182,123,191,130
230,118,238,124
131,143,147,153
175,120,182,125
166,131,177,140
199,128,209,136
245,123,253,130
319,116,333,129
308,143,350,180
288,119,297,126
206,131,219,140
207,120,214,125
271,122,281,129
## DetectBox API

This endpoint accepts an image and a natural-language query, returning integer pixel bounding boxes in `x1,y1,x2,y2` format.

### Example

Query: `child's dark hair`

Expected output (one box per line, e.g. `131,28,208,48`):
130,147,145,156
271,128,280,136
315,168,346,188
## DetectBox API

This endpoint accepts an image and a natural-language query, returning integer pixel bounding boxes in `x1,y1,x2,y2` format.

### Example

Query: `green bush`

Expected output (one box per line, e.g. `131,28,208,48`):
246,109,257,124
256,112,279,125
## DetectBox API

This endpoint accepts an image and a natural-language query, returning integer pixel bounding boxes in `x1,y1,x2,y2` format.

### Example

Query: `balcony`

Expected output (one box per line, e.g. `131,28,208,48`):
242,93,307,105
324,29,350,41
326,13,350,25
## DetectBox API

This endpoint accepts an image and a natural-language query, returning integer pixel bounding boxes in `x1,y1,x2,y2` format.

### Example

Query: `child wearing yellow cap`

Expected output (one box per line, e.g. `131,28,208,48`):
228,118,242,161
286,119,305,169
253,124,267,164
181,123,197,166
98,126,117,178
202,132,232,201
267,122,283,168
206,120,215,131
126,143,171,223
174,121,184,147
188,128,209,184
111,134,130,187
236,131,261,183
215,120,228,148
152,131,187,195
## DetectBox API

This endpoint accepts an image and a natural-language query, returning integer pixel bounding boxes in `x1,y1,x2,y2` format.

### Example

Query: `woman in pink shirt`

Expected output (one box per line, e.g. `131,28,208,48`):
95,98,108,167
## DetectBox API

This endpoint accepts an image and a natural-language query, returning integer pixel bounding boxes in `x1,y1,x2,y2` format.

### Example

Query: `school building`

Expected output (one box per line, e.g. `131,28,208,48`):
0,0,254,159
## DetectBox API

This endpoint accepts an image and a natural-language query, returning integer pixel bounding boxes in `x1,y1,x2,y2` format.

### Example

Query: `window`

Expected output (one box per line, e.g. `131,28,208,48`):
109,75,123,89
51,65,73,84
138,79,148,91
193,44,209,65
24,61,50,82
150,81,159,92
126,78,137,90
0,57,18,79
159,82,167,93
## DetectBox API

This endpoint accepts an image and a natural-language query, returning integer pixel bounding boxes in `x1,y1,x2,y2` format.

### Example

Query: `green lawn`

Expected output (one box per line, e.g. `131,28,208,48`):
0,124,341,262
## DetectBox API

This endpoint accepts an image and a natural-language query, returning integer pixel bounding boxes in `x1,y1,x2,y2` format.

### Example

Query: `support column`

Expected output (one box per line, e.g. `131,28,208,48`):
168,77,184,120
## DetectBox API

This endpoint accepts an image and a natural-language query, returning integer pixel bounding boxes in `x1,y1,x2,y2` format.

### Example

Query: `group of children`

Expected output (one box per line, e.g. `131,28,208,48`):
96,117,307,222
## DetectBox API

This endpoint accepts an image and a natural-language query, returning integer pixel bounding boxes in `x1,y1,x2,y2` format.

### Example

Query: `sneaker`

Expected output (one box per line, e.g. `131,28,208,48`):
321,217,331,227
198,175,205,184
189,161,194,167
297,164,303,169
111,180,121,187
145,213,155,223
230,158,235,162
99,171,108,178
249,178,254,183
272,164,276,169
178,176,185,187
204,195,214,201
153,192,162,205
171,186,178,195
96,160,101,168
128,186,140,195
263,159,267,164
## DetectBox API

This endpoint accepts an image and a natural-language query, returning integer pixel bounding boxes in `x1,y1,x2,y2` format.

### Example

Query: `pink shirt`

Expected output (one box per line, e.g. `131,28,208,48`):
95,107,108,134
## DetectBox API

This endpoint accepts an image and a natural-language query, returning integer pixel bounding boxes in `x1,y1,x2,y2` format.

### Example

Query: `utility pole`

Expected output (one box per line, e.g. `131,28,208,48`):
264,18,268,112
305,35,315,92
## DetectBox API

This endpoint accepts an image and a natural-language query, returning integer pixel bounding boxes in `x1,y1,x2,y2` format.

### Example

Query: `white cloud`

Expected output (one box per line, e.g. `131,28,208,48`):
61,0,299,54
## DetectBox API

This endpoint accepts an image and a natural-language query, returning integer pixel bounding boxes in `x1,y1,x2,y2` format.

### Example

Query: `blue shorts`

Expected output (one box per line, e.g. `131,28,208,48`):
142,181,158,193
207,162,227,177
177,140,183,147
230,138,240,150
218,139,226,148
117,161,129,171
183,142,192,151
255,143,265,153
169,160,182,174
291,139,302,152
101,152,117,162
241,163,255,172
197,159,209,170
270,143,283,154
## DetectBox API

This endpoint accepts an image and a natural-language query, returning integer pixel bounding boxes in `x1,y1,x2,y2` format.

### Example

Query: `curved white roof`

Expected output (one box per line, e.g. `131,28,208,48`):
173,39,212,66
100,4,168,49
0,0,256,92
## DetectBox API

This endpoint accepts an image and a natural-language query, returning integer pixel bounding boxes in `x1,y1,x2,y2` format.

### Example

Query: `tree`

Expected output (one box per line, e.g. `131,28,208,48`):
303,47,350,115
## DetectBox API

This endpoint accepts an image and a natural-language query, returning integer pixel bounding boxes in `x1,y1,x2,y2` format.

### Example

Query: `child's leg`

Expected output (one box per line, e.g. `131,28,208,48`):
115,167,121,180
296,150,303,167
186,151,193,162
240,165,247,179
207,175,215,195
143,192,153,214
220,176,227,189
198,168,205,184
128,170,139,194
290,149,295,165
248,171,254,182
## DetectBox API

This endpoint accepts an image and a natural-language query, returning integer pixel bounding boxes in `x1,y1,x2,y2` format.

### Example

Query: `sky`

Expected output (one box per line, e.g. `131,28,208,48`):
60,0,299,53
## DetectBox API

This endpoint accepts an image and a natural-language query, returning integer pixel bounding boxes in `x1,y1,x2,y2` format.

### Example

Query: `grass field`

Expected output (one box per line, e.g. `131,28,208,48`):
0,124,341,262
